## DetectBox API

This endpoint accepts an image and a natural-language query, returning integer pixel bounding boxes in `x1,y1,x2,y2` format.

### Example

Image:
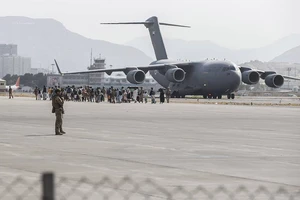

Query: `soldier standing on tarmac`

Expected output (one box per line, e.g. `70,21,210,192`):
8,86,13,99
52,89,66,135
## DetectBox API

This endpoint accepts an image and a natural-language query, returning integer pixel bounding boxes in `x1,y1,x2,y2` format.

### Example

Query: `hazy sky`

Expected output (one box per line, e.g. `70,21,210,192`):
1,0,299,49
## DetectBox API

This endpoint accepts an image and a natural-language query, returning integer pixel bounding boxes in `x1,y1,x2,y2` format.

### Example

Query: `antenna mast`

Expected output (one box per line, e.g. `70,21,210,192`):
90,48,93,66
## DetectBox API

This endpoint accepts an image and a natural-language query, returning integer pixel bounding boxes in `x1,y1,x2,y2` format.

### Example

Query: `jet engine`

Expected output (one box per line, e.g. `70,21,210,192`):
265,74,284,88
165,68,185,83
126,70,145,84
242,70,260,85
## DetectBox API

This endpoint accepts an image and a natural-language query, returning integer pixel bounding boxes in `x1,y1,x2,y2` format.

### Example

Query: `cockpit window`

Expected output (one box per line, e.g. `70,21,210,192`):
229,65,236,70
222,65,236,71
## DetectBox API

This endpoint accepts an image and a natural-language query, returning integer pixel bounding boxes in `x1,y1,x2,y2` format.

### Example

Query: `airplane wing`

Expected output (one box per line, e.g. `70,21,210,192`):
54,59,192,75
281,75,300,81
239,67,300,81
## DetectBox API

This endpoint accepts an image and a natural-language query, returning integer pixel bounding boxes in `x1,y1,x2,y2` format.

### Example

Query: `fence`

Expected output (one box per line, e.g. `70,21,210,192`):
0,172,299,200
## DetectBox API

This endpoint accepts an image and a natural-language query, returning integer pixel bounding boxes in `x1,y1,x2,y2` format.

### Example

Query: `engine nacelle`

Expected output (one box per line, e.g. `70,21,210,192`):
265,74,284,88
165,68,185,83
126,70,145,84
242,70,260,85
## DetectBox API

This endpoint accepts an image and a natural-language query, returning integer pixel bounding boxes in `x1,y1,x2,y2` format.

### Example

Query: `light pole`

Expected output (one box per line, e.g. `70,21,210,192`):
51,64,55,74
287,67,292,89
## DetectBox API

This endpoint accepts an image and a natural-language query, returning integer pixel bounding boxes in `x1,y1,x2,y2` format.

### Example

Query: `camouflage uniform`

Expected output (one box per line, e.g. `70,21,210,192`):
52,90,66,135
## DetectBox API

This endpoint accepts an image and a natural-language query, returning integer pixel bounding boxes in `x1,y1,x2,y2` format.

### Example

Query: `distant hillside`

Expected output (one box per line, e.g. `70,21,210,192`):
0,16,152,72
271,45,300,63
239,60,300,76
127,37,232,61
126,34,300,63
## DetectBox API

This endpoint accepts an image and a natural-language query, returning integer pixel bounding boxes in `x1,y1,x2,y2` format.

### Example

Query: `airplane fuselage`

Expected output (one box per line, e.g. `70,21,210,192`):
150,59,241,97
6,85,19,91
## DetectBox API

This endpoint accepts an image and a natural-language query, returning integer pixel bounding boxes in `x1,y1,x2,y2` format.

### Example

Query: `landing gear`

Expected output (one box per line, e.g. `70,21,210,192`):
171,91,180,98
206,94,221,99
227,94,235,99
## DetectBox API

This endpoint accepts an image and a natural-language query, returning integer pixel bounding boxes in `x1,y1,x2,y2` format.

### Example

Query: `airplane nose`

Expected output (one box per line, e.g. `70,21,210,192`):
230,71,242,90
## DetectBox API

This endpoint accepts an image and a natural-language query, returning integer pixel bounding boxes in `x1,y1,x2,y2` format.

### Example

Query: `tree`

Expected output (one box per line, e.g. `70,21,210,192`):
2,73,47,88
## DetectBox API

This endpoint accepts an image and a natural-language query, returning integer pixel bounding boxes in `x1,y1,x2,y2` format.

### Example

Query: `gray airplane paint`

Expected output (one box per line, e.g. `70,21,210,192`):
150,59,241,97
145,17,168,60
144,16,241,97
57,16,299,99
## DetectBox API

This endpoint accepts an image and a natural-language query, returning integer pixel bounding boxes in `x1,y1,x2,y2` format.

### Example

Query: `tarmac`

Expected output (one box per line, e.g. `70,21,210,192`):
0,96,300,199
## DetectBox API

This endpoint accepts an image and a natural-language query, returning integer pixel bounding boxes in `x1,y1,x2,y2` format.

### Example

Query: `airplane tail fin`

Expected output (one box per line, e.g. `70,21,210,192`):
15,77,20,87
101,16,190,61
54,59,63,75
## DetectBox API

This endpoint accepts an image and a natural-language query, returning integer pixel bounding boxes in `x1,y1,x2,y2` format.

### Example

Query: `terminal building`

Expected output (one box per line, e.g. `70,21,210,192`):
0,78,6,93
47,74,159,90
47,55,160,90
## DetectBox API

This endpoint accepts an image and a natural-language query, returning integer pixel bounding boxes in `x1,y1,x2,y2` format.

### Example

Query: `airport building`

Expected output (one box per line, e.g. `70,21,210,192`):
47,55,160,90
0,78,6,92
0,44,31,78
47,73,159,90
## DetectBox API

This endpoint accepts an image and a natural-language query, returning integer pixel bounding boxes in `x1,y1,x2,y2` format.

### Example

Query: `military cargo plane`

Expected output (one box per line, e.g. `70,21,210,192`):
55,16,300,99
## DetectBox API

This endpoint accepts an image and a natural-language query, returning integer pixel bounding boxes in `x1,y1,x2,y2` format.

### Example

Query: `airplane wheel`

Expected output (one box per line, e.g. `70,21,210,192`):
231,94,235,99
218,95,222,99
203,95,207,99
172,91,180,98
227,94,231,99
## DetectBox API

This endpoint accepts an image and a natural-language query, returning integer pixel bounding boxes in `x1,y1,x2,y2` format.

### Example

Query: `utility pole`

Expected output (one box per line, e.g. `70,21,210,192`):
287,67,291,89
51,64,55,74
90,48,93,66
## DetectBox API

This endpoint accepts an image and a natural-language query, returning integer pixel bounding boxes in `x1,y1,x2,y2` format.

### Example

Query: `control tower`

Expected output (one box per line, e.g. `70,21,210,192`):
87,54,106,86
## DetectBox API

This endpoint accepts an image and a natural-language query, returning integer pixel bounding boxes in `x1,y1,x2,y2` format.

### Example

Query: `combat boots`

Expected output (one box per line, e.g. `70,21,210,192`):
60,126,66,134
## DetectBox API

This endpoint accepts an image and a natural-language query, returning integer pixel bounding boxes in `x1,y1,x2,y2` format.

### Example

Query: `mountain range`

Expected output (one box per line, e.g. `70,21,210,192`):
271,45,300,63
0,16,152,72
126,34,300,63
0,16,299,74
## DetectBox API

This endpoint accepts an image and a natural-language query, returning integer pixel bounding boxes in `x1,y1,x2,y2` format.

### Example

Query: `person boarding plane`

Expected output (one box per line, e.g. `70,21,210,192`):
55,16,300,99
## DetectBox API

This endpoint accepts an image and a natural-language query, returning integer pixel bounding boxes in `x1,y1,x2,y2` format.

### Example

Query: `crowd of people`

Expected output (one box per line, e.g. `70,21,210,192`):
34,85,172,104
